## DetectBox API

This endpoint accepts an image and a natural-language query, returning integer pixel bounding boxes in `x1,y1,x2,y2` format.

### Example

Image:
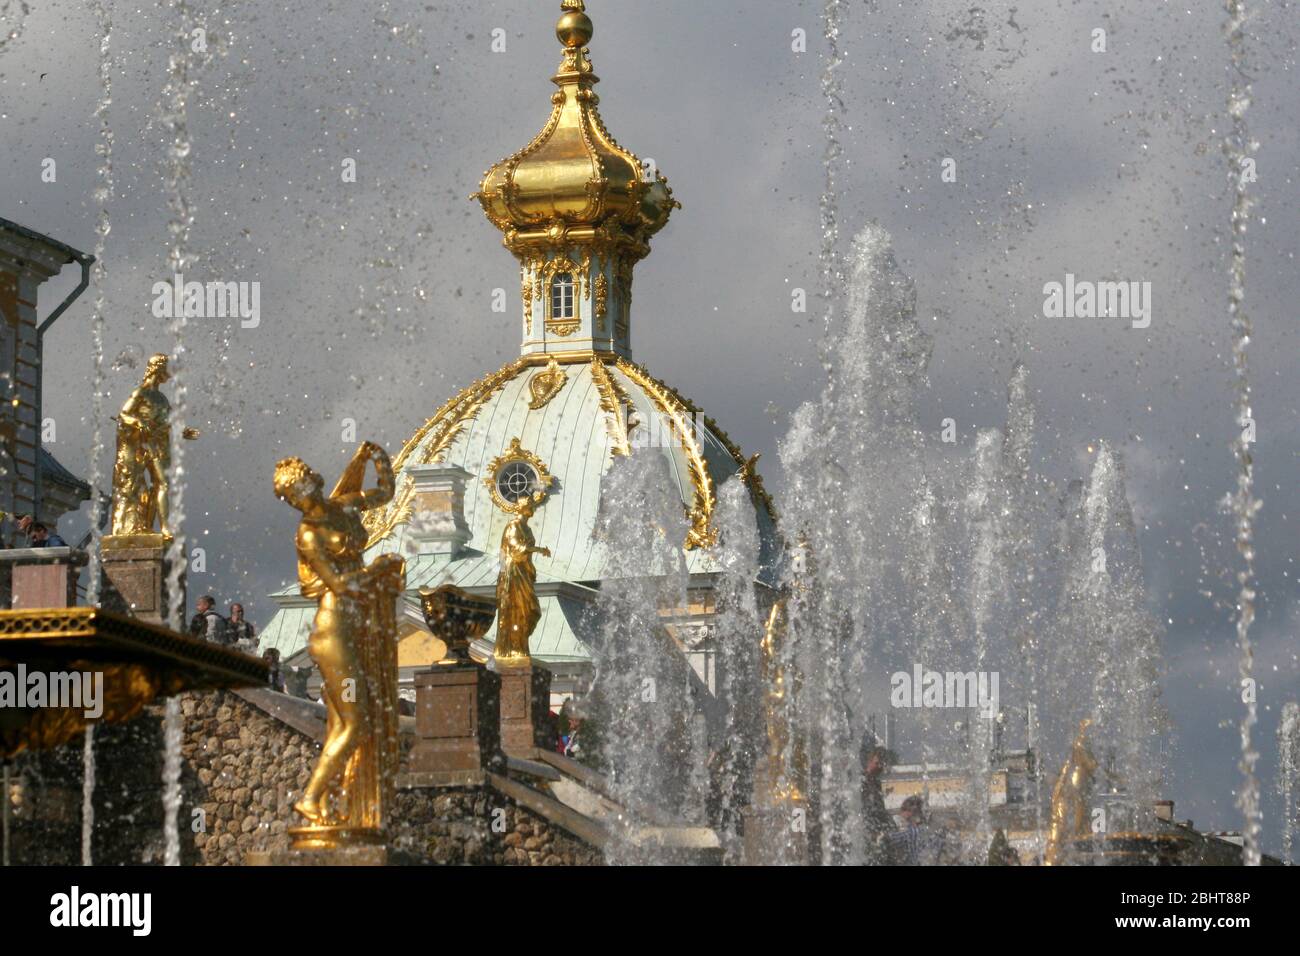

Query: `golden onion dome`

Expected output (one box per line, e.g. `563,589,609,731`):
475,0,678,262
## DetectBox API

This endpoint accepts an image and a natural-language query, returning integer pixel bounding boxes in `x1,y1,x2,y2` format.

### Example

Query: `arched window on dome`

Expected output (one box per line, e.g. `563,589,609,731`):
550,272,575,321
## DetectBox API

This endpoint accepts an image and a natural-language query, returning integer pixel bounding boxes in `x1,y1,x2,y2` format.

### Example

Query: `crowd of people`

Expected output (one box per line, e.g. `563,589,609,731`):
187,593,286,692
188,594,258,649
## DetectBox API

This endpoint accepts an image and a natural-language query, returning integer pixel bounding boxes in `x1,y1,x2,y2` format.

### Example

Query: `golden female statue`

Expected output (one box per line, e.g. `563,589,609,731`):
110,353,199,537
273,442,405,846
1044,718,1099,865
494,495,550,668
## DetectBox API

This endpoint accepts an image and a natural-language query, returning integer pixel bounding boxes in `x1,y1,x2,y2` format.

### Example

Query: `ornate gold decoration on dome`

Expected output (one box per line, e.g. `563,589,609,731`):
614,258,633,337
706,416,779,523
614,358,717,550
527,358,569,409
472,0,680,268
364,358,527,547
485,437,555,514
594,272,609,327
522,266,534,328
522,348,617,367
589,355,634,457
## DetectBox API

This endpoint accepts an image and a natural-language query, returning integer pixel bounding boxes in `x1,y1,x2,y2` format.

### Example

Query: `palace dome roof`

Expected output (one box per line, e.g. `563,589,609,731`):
362,354,779,590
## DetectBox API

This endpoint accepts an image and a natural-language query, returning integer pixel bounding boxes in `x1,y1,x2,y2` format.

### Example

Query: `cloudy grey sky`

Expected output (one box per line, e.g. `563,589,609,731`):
3,0,1297,854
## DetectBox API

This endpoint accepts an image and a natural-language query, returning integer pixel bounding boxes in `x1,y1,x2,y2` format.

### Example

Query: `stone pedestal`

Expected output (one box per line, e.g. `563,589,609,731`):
0,547,85,609
99,534,182,626
246,845,389,866
742,803,809,866
498,662,552,757
406,661,502,785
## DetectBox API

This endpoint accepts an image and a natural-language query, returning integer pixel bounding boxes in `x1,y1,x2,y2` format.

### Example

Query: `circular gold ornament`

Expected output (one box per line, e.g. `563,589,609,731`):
485,438,554,513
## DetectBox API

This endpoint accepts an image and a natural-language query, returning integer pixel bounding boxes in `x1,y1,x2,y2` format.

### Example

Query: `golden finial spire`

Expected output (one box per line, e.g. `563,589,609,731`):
475,0,677,262
554,0,595,79
474,0,679,360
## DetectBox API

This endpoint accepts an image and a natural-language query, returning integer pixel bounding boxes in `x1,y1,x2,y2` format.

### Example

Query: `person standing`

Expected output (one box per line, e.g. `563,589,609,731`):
562,714,582,758
229,603,257,650
29,523,68,548
861,743,896,862
5,513,34,548
189,595,231,645
884,795,945,866
1,512,34,548
262,648,287,693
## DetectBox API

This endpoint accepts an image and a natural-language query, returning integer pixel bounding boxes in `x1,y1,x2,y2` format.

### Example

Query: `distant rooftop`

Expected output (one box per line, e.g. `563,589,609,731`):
38,447,90,499
0,216,91,264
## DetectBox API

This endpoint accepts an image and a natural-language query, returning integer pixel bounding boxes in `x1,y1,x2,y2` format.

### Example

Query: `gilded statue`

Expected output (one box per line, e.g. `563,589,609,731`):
110,353,199,537
273,442,406,846
493,495,550,669
1044,717,1099,865
757,597,807,806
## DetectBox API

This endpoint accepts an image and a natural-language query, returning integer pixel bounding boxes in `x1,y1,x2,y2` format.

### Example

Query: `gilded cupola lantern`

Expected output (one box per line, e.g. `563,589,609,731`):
475,0,679,360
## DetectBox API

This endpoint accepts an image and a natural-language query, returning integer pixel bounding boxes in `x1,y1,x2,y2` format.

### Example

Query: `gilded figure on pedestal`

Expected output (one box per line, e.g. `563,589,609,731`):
273,441,405,845
110,353,199,537
494,495,550,668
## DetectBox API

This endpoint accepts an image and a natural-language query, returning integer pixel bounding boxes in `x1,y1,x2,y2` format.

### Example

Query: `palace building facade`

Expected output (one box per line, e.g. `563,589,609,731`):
0,219,92,536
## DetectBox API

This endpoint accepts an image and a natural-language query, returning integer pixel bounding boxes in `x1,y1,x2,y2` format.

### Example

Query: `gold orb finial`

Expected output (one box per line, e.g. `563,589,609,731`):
557,0,592,49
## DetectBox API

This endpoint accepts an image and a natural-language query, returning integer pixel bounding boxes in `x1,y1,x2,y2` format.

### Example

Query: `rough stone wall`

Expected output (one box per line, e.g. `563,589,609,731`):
9,689,603,866
181,691,312,865
389,789,602,866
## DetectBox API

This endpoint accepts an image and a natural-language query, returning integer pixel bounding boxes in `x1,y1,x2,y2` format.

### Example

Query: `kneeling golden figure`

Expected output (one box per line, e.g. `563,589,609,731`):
273,442,405,849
